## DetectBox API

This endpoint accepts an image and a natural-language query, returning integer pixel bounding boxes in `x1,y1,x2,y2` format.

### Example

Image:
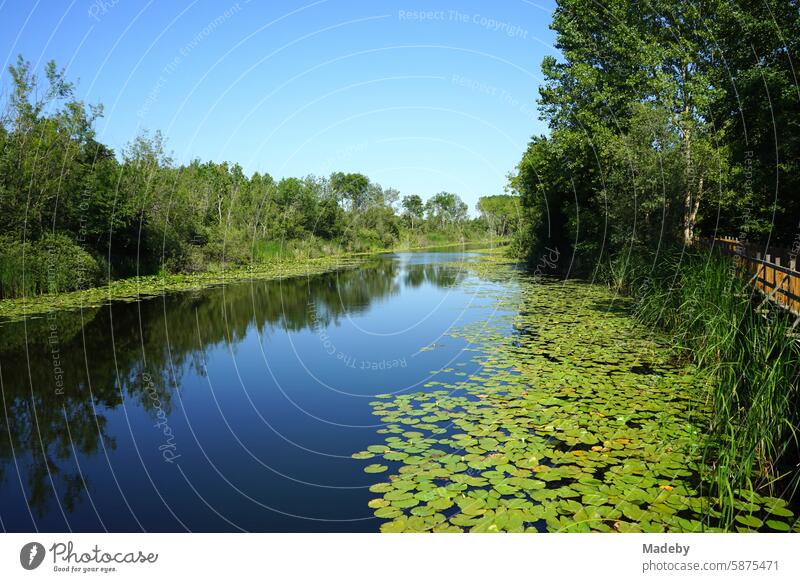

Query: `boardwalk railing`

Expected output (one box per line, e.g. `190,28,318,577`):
701,237,800,315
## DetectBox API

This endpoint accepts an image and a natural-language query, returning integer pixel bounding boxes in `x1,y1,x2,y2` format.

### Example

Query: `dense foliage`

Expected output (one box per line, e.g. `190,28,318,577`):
0,56,492,299
476,195,521,237
511,0,800,267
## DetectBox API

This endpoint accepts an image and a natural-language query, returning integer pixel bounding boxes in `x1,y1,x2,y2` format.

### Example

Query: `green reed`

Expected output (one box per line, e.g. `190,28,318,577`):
601,248,800,528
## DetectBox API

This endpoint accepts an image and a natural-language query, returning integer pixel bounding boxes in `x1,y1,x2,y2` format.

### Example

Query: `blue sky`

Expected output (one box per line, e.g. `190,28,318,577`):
0,0,558,210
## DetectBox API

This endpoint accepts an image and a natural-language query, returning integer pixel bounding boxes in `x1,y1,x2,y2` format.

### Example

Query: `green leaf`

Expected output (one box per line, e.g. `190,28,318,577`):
735,514,763,529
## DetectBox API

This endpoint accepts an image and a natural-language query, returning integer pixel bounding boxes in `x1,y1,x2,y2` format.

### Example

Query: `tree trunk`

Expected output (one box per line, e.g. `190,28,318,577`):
685,176,703,244
681,65,695,246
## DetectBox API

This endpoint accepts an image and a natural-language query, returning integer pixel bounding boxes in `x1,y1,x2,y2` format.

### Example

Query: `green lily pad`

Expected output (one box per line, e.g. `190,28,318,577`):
735,514,763,529
765,519,791,532
764,505,793,518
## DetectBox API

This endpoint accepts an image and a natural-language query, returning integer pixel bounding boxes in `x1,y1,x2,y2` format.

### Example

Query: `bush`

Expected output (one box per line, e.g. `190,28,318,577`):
0,233,101,299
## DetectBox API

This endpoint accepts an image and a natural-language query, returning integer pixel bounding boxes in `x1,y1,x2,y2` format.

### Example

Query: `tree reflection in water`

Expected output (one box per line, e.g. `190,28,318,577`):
0,255,465,521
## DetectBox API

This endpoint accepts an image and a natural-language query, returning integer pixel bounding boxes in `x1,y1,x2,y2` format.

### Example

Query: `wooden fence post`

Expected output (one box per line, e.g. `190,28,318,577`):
767,254,773,293
756,253,763,291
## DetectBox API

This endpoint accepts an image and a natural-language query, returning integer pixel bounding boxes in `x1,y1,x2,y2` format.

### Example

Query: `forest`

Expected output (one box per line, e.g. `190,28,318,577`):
0,56,518,300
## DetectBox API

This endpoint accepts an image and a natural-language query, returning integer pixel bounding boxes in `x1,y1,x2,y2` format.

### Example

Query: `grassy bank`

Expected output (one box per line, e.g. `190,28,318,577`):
601,249,800,527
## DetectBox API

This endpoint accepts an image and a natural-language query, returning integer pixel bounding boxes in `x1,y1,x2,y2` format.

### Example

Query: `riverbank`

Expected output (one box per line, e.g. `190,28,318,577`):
0,255,363,321
0,238,509,321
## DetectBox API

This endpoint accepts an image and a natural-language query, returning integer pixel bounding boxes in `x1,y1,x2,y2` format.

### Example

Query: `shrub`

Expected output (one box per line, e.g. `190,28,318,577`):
0,233,101,298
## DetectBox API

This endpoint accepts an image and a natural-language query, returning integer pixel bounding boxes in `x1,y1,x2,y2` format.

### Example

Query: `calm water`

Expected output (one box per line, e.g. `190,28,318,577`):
0,251,515,532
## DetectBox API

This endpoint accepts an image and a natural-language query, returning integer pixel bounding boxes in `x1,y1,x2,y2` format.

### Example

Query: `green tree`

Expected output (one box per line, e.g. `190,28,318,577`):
705,1,800,244
514,0,728,266
401,195,424,230
476,195,521,237
330,172,370,212
424,192,468,229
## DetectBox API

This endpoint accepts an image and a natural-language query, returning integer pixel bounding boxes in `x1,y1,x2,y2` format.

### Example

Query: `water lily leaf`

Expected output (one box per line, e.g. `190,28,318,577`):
429,497,454,511
374,506,403,519
582,493,608,506
764,505,793,518
432,523,463,532
494,484,519,496
458,497,487,515
385,490,413,501
469,516,502,533
391,497,419,509
613,521,641,533
735,514,763,529
364,464,388,474
410,505,436,517
380,518,407,532
384,452,408,461
414,489,441,502
450,513,481,527
765,519,790,532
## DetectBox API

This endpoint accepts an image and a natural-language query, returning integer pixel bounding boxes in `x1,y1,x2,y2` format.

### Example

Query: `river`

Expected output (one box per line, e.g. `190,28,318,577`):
0,249,794,532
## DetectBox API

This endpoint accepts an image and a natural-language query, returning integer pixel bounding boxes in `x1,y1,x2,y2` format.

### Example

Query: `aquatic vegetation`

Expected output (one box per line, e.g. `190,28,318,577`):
0,241,504,322
603,249,800,529
356,259,798,532
0,255,364,321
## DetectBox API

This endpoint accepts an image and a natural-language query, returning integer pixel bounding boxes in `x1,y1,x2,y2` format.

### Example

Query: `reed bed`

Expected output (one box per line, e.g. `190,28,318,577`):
601,248,800,528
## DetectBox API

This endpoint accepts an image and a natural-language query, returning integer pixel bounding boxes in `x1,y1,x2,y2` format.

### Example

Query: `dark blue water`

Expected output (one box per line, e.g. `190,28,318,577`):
0,251,515,532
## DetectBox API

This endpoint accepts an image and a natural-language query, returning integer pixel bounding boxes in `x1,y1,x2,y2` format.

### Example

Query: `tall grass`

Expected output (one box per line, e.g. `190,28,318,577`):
602,248,800,527
250,237,343,263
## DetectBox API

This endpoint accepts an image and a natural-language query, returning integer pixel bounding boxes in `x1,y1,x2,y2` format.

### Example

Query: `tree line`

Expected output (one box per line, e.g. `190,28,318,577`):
0,56,518,299
510,0,800,269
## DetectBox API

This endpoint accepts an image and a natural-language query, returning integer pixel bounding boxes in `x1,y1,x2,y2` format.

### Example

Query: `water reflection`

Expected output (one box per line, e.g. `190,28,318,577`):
0,254,467,524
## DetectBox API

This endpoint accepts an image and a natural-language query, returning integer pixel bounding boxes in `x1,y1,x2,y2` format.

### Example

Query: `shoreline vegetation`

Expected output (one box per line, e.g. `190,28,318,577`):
602,249,800,529
0,55,521,312
0,238,509,321
505,1,800,529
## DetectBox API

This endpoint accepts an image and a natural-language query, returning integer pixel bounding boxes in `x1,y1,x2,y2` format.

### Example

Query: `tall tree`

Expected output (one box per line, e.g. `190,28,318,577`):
330,172,370,212
401,195,424,230
424,192,468,228
477,195,521,237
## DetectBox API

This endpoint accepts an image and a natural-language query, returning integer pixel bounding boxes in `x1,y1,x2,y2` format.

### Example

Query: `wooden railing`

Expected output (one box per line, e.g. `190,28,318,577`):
702,237,800,315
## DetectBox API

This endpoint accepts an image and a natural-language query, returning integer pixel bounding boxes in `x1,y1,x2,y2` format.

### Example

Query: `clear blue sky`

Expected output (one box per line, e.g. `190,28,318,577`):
0,0,558,211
